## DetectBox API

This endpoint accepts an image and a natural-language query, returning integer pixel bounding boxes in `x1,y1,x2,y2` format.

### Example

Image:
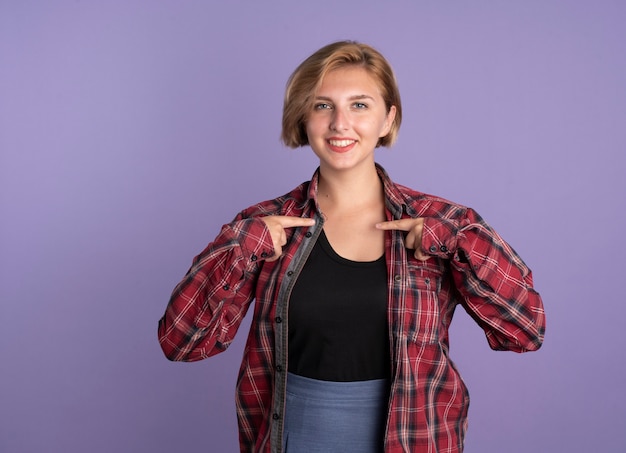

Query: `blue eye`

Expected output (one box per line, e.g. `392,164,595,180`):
353,102,368,109
314,103,332,110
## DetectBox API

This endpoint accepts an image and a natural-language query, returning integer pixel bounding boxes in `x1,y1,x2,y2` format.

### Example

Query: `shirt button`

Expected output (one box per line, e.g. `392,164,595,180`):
251,254,257,261
222,284,230,291
440,245,448,253
305,232,312,238
275,316,282,323
394,275,402,282
261,252,268,258
276,365,283,372
272,413,280,420
429,245,437,253
287,271,294,277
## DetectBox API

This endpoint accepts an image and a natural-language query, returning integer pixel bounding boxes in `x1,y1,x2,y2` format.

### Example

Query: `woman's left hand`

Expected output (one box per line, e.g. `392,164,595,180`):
376,218,428,260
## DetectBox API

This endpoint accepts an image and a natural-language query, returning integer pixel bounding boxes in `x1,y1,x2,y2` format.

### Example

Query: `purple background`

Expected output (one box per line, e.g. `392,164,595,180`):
2,1,625,452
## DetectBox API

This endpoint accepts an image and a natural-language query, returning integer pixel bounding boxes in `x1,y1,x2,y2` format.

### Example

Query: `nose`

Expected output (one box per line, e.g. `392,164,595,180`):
330,108,348,132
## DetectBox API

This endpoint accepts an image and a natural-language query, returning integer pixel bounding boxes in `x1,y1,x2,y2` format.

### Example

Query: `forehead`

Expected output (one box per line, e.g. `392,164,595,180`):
316,66,384,97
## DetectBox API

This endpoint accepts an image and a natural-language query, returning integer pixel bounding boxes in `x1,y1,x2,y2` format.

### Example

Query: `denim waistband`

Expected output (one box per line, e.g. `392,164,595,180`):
286,372,389,402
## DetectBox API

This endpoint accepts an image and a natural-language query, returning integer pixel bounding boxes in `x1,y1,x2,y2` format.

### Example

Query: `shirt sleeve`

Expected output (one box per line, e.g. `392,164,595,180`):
158,216,275,362
421,209,546,352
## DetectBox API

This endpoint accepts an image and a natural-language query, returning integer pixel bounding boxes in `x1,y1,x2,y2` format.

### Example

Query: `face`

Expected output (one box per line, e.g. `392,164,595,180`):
305,66,396,174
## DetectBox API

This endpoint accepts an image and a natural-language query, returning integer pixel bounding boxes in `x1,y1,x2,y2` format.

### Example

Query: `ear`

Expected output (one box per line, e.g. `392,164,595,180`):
380,105,397,137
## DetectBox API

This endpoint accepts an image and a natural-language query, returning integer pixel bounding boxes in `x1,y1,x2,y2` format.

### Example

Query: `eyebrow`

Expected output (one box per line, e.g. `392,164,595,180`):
314,94,376,101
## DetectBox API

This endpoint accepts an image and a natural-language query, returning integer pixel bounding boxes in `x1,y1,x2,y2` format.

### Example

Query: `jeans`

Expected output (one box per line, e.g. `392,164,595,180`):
282,372,389,452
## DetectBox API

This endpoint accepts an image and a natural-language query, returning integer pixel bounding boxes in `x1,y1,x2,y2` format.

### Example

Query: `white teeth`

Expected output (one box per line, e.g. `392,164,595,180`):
329,139,355,147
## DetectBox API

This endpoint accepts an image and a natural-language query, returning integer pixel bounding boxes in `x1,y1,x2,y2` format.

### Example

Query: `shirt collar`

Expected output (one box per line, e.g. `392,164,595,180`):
305,163,408,220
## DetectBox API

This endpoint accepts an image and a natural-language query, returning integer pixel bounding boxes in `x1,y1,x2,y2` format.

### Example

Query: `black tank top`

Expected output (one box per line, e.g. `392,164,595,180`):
288,230,390,381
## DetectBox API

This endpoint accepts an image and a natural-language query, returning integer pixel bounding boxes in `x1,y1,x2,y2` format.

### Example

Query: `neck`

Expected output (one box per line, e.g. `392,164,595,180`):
317,164,383,211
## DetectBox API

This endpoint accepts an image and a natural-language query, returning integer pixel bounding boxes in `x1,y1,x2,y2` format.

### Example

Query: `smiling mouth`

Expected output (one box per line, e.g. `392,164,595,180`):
328,139,356,147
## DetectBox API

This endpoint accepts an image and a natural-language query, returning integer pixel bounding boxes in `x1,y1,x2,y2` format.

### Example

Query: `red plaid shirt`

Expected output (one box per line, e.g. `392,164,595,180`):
158,165,545,452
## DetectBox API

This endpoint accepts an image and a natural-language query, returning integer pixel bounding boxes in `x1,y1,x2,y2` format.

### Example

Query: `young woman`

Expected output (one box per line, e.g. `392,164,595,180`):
158,41,545,453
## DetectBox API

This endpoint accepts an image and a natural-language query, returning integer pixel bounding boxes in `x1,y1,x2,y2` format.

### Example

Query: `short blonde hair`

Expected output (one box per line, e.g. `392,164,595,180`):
281,41,402,148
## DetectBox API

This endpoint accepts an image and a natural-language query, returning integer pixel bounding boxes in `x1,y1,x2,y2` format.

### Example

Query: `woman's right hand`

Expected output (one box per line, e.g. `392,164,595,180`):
261,216,315,262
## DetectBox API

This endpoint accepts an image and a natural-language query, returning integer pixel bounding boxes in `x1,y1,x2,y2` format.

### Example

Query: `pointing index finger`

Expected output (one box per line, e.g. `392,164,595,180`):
375,219,416,231
275,216,316,229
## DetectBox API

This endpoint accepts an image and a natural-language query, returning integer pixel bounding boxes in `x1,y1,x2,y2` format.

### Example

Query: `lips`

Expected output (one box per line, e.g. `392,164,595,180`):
327,138,357,153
